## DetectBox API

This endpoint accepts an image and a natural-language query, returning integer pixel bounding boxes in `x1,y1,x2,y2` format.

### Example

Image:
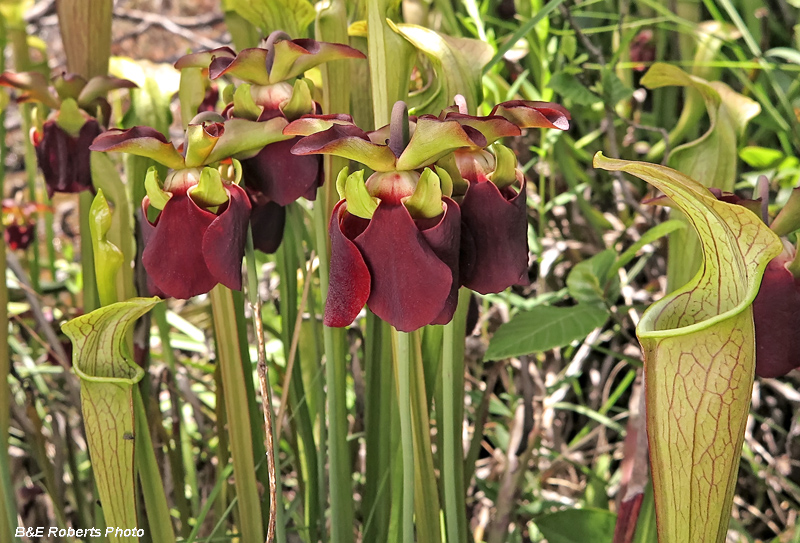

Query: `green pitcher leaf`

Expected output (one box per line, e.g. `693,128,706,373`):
226,0,314,39
88,190,124,307
593,153,782,543
62,297,160,543
177,67,207,129
389,22,492,115
642,63,761,291
485,304,609,360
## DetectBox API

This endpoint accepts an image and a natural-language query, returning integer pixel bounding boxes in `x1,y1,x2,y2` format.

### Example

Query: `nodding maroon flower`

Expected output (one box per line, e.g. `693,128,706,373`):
140,167,251,299
91,113,290,298
1,70,136,197
174,32,365,252
438,96,571,293
34,119,102,198
3,199,46,250
326,170,461,332
751,246,800,377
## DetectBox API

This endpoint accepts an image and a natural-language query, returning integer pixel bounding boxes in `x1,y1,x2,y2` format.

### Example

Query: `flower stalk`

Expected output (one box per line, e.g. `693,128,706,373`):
209,284,265,543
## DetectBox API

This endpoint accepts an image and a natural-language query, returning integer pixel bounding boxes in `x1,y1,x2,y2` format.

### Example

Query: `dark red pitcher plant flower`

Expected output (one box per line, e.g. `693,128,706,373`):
288,102,494,331
174,32,365,253
91,112,291,299
432,96,571,294
0,70,135,197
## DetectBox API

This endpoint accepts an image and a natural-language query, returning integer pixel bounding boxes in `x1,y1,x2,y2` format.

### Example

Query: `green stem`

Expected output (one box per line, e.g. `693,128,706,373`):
133,388,176,543
441,289,470,543
0,16,19,538
409,333,441,542
79,191,99,312
276,207,320,542
152,303,199,519
0,243,19,543
209,284,264,543
20,104,41,292
393,330,415,543
363,314,392,542
313,194,354,543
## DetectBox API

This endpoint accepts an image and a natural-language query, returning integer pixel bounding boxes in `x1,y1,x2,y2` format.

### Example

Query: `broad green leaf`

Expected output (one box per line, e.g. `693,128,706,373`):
601,67,634,105
484,304,608,360
739,146,784,169
547,72,600,106
534,508,616,543
62,297,160,543
594,153,782,543
567,249,619,305
225,0,314,38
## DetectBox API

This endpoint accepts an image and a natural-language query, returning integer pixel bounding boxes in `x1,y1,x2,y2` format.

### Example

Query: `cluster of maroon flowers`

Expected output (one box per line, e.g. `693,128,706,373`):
287,98,570,331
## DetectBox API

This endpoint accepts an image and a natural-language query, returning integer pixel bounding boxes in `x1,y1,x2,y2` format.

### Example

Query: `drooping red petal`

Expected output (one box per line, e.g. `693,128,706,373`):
752,256,800,378
36,119,101,198
419,197,461,325
324,201,371,328
240,136,322,206
491,100,571,131
459,180,529,294
355,202,454,332
141,193,219,299
203,184,251,291
249,197,286,254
